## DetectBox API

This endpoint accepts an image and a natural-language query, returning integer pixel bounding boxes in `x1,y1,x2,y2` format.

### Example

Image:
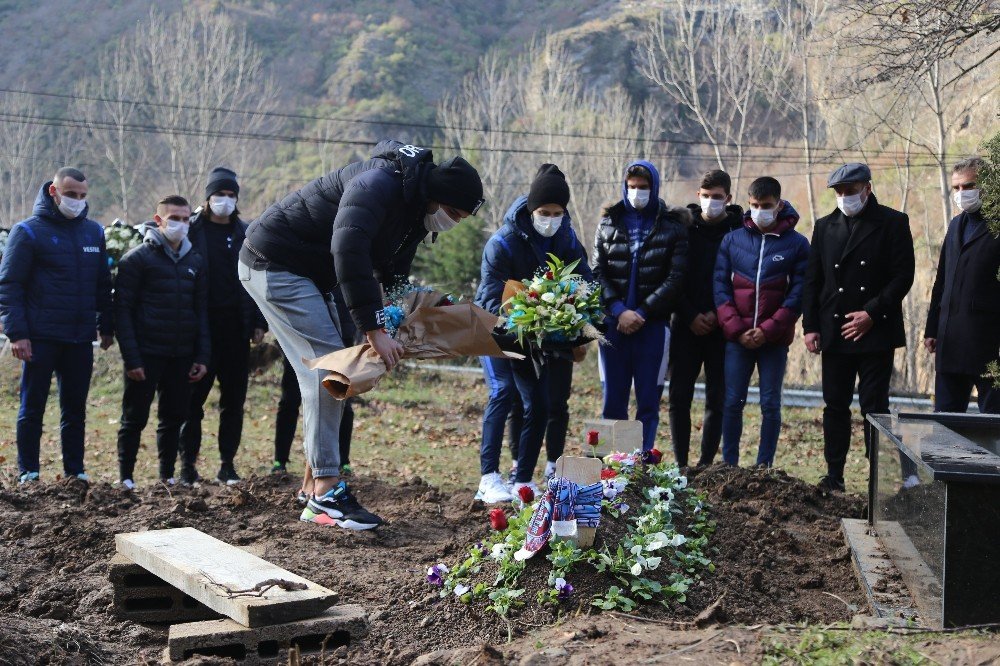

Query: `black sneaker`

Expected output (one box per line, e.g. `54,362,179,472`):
180,464,201,487
817,475,846,493
301,482,383,530
271,461,287,475
217,462,241,486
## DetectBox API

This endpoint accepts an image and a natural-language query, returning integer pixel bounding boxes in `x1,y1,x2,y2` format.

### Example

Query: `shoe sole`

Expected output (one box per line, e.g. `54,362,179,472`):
474,490,515,503
300,508,381,530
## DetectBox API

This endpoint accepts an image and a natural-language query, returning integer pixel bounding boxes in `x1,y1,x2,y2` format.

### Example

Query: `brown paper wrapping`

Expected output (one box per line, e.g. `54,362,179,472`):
501,279,526,312
305,290,519,399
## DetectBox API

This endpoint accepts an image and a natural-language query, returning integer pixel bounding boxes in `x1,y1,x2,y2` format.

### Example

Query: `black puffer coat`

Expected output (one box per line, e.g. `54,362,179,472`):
674,203,742,327
243,139,434,332
592,200,690,321
114,224,210,371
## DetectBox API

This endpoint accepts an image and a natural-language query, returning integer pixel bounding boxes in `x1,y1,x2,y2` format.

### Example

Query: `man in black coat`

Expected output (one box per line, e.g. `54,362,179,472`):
670,169,741,467
803,163,915,492
178,167,267,486
924,156,1000,413
114,196,209,487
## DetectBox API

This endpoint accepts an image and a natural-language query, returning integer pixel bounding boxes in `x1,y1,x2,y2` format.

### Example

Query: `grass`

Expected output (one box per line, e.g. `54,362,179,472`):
0,342,869,493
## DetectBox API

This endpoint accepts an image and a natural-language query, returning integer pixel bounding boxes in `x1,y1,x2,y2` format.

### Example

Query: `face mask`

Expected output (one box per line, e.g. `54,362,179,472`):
424,207,458,232
953,188,982,213
209,195,236,217
751,207,777,230
162,219,189,243
57,194,86,219
700,197,726,220
837,191,867,217
532,212,561,237
627,188,650,210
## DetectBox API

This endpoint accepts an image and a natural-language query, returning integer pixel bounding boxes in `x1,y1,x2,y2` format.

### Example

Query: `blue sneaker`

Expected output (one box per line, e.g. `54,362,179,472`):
73,473,91,482
301,482,383,530
18,471,40,485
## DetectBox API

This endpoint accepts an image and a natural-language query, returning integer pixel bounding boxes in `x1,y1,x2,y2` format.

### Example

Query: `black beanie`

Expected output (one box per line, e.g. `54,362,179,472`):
205,166,240,200
527,164,570,212
424,157,484,214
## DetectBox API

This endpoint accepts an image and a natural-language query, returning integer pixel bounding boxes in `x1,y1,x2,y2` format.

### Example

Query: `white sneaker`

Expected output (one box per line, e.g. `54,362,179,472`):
544,461,557,480
513,481,540,498
120,479,136,491
902,474,920,490
475,472,515,503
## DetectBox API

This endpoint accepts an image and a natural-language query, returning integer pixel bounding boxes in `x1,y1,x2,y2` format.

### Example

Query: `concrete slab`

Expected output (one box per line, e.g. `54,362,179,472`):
116,527,337,627
164,604,368,664
581,419,642,458
841,518,920,623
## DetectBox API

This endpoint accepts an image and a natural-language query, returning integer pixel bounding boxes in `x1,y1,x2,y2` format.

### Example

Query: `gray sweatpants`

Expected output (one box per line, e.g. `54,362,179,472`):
240,261,345,477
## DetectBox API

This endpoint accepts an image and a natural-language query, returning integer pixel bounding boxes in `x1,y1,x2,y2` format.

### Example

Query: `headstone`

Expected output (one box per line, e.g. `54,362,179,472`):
581,419,643,458
554,455,602,548
116,527,337,627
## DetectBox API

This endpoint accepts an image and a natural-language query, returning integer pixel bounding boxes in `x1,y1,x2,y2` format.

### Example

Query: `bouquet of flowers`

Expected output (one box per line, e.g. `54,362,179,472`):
104,219,143,270
501,254,604,347
381,282,456,338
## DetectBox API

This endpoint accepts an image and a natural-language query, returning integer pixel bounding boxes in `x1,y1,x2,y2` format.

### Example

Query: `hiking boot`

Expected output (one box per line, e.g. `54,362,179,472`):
339,463,353,477
180,464,200,487
217,462,241,486
475,472,515,503
18,471,40,485
817,475,846,493
301,482,383,530
271,461,287,475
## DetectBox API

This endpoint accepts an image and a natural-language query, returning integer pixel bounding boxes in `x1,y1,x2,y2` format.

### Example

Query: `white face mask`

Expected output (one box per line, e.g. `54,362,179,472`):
531,212,561,238
953,188,982,213
57,193,86,219
627,188,650,210
751,207,777,230
162,219,189,244
700,197,726,220
209,195,236,217
424,206,458,232
837,191,867,217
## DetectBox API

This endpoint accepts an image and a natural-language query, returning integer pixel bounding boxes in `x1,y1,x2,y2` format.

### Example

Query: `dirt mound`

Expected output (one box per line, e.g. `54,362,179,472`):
0,467,864,665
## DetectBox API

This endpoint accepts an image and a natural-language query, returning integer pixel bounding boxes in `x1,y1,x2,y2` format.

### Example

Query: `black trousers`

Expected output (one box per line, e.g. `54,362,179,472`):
179,310,250,467
117,355,194,480
821,350,894,480
508,356,573,466
935,371,1000,414
668,324,726,466
273,355,353,466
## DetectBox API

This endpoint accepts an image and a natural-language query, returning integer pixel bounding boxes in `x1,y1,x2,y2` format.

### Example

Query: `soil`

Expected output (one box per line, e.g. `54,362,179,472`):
0,465,868,665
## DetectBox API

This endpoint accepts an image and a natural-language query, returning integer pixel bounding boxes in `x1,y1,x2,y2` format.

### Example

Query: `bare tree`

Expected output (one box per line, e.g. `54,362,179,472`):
0,91,48,227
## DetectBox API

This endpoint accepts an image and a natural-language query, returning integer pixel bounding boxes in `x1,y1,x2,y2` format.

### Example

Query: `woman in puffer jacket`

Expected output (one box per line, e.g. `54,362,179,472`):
713,177,809,468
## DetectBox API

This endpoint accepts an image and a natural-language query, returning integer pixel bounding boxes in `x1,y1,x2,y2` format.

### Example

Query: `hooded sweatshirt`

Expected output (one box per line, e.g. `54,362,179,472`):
620,160,661,316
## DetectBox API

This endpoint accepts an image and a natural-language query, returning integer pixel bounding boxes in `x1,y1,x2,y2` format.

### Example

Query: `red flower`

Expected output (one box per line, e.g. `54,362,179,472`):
586,430,599,447
643,448,663,464
529,291,540,299
489,508,508,531
566,297,575,304
601,468,618,480
517,485,535,503
545,271,554,280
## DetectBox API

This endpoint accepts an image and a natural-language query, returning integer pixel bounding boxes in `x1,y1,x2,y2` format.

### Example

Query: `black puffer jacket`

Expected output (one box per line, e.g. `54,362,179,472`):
673,203,742,327
114,224,210,371
592,200,690,321
243,139,434,332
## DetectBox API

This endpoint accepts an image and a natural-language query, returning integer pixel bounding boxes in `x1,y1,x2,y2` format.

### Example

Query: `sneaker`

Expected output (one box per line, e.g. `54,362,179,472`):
301,482,383,530
160,477,176,486
817,475,846,493
73,473,90,483
506,464,518,486
475,472,515,503
544,461,557,480
120,479,136,491
902,474,920,490
513,481,540,499
271,461,287,475
18,471,40,485
217,463,241,486
340,463,353,477
296,490,309,506
180,464,201,487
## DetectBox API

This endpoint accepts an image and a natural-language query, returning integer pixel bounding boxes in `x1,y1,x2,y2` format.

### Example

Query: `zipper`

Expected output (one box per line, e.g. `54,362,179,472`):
753,234,767,328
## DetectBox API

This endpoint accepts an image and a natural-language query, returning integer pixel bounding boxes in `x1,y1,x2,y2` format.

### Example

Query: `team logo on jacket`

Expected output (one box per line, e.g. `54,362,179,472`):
188,268,196,276
82,246,100,253
397,144,425,158
772,254,784,262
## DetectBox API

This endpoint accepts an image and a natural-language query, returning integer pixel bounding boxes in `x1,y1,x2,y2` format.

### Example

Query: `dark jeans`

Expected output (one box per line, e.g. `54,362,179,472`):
668,323,726,466
507,356,573,466
821,350,894,481
273,355,353,467
179,309,250,467
722,342,788,467
16,340,93,475
116,355,194,480
480,355,547,483
599,320,669,450
934,371,1000,414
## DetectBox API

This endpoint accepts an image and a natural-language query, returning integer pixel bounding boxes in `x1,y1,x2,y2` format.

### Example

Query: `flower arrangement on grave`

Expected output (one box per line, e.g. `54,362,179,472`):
426,452,716,637
501,254,604,347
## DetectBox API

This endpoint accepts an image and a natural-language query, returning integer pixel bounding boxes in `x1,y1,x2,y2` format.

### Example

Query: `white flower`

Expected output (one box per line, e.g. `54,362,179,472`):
491,543,511,560
644,556,662,570
669,534,687,547
541,292,556,303
630,562,642,576
536,305,548,316
454,583,470,597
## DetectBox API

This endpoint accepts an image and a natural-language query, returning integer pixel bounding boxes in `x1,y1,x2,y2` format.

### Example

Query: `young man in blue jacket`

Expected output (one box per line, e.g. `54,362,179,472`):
714,177,809,467
114,196,210,488
0,167,114,484
475,164,591,502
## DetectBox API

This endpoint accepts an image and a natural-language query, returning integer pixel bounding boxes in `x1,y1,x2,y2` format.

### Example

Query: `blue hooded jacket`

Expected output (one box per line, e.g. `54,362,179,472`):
474,195,592,315
0,183,113,343
620,160,659,316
